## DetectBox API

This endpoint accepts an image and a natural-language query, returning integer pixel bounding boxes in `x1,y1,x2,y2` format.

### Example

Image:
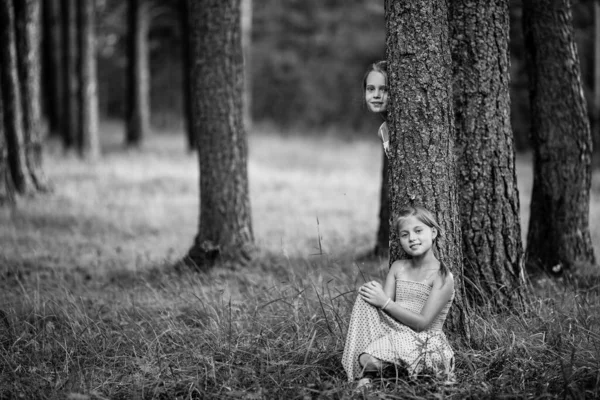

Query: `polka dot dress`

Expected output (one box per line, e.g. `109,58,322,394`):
342,279,454,382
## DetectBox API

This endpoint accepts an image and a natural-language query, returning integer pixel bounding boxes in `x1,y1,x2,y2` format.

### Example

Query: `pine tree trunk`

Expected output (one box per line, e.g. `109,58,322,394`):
77,0,99,159
0,77,15,204
0,0,33,194
180,0,195,151
374,150,389,257
15,0,49,190
186,0,254,268
385,0,468,336
42,0,63,138
61,0,78,150
594,0,600,167
450,0,527,307
523,0,597,275
126,0,150,147
241,0,252,129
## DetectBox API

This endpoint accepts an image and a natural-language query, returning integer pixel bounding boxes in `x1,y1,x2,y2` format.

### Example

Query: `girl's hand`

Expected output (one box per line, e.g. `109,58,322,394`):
359,281,390,308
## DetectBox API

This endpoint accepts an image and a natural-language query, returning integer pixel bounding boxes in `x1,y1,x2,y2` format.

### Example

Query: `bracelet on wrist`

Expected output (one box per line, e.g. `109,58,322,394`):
381,298,391,310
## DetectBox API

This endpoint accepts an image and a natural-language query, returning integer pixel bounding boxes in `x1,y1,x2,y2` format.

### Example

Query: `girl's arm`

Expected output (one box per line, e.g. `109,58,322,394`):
382,262,396,300
384,273,454,332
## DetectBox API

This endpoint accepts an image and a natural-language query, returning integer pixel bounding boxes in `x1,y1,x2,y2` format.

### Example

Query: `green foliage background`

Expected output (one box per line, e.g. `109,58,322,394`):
96,0,598,150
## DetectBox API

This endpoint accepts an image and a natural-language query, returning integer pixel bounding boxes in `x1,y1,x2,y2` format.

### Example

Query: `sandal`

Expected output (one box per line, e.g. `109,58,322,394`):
354,377,373,392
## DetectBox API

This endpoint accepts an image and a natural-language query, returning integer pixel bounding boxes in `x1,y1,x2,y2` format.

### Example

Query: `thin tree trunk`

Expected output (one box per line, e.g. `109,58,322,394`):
594,0,600,167
126,0,150,147
241,0,252,129
42,0,63,137
77,0,99,159
374,150,389,257
523,0,597,274
385,0,467,336
15,0,49,190
180,0,195,150
186,0,254,268
61,0,78,150
0,0,33,194
450,0,527,307
0,73,15,204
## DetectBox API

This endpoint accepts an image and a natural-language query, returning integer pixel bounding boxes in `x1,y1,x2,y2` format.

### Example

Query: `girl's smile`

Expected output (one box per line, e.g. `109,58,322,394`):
365,71,388,113
398,216,437,257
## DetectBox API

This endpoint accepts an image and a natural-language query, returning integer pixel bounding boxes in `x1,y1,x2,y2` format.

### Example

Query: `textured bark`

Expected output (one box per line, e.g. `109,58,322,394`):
0,75,15,204
374,150,389,257
15,0,49,190
180,0,195,150
61,0,78,150
77,0,99,159
126,0,150,147
450,0,527,307
523,0,597,274
241,0,252,129
42,0,63,137
0,0,33,194
186,0,254,268
594,1,600,164
385,0,467,336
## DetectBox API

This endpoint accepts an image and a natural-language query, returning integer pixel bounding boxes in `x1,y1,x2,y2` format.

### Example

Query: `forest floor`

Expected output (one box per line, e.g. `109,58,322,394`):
1,121,600,399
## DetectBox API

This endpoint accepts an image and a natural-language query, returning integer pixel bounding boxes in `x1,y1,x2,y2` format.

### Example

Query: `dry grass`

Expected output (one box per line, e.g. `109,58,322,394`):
1,121,599,399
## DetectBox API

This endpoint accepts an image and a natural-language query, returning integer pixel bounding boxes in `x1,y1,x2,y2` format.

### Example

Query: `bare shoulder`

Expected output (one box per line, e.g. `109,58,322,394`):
389,259,410,277
433,270,455,292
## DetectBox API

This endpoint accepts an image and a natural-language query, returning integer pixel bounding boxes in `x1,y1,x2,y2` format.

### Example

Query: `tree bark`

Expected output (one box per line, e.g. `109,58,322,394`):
450,0,527,307
0,74,15,205
77,0,100,159
180,0,195,150
385,0,468,336
0,0,33,194
42,0,63,138
374,150,389,257
15,0,49,190
594,0,600,167
186,0,254,268
61,0,78,150
241,0,252,129
126,0,150,147
522,0,597,275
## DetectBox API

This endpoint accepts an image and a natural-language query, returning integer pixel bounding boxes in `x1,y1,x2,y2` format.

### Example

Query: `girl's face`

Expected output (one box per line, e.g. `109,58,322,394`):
398,216,437,257
365,71,388,113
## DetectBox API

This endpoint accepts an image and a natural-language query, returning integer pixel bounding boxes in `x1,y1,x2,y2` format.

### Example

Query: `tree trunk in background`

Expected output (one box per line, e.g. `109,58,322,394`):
180,0,195,150
374,150,389,257
0,77,15,204
61,0,78,150
0,0,33,194
77,0,99,159
15,0,49,190
594,0,600,167
385,0,467,336
241,0,252,129
42,0,63,138
186,0,254,268
523,0,597,275
126,0,150,147
450,0,527,307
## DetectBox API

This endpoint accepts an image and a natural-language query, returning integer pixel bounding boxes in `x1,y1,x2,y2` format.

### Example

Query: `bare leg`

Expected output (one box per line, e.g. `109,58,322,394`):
359,353,385,372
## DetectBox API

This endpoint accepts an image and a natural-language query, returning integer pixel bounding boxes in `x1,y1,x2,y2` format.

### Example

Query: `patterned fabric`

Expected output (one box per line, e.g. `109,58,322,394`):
342,279,454,382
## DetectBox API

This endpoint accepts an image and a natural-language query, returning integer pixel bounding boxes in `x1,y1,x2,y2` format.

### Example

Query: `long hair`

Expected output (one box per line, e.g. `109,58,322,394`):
393,205,449,277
